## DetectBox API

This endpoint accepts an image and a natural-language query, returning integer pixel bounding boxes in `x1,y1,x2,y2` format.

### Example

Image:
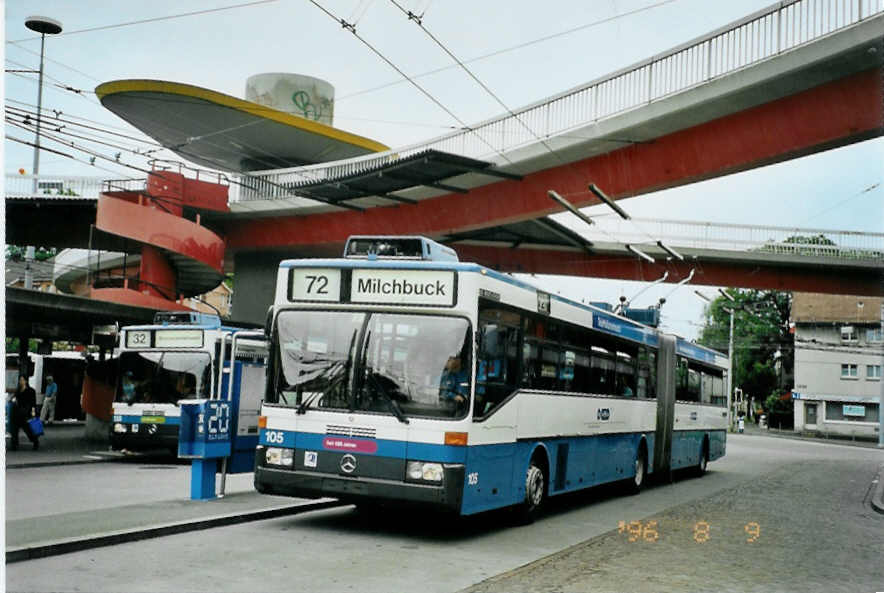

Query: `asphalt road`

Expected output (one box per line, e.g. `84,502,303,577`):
6,434,883,593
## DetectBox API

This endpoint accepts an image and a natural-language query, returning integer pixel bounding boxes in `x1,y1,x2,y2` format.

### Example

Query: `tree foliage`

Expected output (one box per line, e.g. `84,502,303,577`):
783,234,836,246
696,289,793,407
5,245,58,261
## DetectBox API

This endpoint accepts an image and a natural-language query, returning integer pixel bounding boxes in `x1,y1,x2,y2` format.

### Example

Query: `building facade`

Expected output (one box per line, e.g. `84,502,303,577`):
792,293,882,439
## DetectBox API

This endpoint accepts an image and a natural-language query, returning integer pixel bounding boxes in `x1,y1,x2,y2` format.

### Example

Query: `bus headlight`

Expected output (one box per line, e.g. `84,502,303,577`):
406,461,443,483
266,447,294,467
113,423,126,433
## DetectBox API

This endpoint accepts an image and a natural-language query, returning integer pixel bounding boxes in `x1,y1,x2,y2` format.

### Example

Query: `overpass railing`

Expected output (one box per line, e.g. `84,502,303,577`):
573,216,884,261
5,174,107,199
232,0,884,202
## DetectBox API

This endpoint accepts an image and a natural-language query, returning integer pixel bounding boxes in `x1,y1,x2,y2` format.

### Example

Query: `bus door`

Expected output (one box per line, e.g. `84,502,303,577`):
654,335,677,481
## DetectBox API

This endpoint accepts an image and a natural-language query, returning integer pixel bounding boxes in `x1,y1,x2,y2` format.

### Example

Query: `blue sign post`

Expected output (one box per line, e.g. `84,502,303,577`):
178,400,232,500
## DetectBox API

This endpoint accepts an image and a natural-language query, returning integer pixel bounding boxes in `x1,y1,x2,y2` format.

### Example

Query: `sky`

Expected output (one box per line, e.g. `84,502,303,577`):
4,0,883,341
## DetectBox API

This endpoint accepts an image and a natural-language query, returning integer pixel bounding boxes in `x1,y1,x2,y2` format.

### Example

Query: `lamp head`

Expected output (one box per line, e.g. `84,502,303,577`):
25,16,63,35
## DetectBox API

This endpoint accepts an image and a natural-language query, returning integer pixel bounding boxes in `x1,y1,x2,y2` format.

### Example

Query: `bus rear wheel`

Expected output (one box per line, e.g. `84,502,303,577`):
696,441,709,477
516,460,546,524
629,447,647,495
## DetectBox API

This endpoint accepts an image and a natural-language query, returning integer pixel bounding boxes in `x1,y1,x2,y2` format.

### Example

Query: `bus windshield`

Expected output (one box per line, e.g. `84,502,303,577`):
117,351,211,404
275,311,472,420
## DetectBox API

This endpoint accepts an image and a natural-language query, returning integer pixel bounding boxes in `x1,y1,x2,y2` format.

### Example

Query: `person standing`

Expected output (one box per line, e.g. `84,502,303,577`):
40,375,58,424
9,375,40,450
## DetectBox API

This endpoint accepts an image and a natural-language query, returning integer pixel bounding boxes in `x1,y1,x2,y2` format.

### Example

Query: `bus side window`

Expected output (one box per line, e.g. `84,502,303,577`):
477,323,518,417
590,348,615,395
637,347,656,399
675,358,700,402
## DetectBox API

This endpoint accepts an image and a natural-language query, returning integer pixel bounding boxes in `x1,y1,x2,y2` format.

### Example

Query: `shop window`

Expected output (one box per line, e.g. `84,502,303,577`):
825,402,878,423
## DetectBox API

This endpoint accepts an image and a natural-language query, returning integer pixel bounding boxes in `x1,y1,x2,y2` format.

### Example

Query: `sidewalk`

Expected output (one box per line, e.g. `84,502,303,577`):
5,421,111,468
740,420,881,449
5,424,345,563
6,490,342,563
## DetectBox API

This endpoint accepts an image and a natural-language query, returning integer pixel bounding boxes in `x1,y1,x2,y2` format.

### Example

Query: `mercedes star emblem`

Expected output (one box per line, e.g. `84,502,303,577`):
340,454,357,474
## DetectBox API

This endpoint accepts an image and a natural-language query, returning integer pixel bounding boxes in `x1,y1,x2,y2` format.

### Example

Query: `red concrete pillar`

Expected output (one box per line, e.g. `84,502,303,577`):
138,245,176,300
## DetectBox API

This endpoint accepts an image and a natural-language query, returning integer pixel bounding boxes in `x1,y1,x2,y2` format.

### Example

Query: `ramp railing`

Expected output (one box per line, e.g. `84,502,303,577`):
572,216,884,261
231,0,884,202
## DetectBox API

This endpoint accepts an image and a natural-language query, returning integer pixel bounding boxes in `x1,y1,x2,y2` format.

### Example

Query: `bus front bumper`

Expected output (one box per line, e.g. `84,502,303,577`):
254,454,464,512
110,423,178,451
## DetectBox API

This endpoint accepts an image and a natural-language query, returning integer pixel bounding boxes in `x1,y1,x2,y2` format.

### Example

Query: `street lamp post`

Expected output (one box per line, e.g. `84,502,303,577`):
25,16,63,194
23,16,62,291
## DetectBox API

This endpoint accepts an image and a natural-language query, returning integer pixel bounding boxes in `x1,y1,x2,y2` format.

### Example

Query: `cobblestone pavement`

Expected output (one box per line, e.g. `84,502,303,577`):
461,459,884,593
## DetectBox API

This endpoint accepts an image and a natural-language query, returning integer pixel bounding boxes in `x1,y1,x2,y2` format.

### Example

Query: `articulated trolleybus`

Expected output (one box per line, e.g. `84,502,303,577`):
255,236,728,520
113,311,267,460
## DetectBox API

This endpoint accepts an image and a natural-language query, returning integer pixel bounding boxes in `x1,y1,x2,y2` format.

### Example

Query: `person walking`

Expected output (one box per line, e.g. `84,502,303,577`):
40,375,58,424
9,375,40,450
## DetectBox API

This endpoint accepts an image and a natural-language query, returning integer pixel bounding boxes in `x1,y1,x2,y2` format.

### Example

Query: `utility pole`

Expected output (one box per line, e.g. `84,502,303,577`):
728,307,734,431
879,301,883,448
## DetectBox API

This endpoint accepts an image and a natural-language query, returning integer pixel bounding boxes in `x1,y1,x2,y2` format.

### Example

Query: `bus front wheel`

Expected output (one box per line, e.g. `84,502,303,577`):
516,460,546,524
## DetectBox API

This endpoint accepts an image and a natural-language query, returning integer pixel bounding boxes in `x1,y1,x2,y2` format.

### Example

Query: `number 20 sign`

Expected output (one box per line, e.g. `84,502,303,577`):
290,269,342,302
205,402,231,440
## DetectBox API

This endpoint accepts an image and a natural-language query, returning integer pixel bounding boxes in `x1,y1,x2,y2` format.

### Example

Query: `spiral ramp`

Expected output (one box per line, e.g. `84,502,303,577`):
90,164,228,311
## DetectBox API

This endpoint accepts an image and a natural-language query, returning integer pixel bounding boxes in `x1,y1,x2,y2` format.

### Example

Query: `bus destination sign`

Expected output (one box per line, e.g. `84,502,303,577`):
154,329,204,348
351,269,455,306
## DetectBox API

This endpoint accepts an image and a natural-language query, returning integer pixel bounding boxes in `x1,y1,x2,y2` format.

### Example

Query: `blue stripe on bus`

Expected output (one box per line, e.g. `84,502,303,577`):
675,338,720,364
256,426,724,515
591,314,659,347
117,415,180,425
457,430,724,515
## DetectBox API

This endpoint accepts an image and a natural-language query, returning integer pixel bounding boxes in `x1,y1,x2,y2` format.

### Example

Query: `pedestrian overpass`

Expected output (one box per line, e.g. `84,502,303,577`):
8,173,883,298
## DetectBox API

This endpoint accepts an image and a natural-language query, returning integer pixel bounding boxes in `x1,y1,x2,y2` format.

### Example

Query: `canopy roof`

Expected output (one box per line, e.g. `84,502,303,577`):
96,80,388,173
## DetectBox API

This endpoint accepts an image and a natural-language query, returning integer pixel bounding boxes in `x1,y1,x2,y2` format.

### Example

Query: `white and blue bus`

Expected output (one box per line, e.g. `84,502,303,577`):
113,311,268,461
254,236,728,520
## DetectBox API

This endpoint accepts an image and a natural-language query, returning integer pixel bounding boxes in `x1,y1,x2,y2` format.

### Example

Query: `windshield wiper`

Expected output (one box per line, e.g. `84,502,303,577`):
296,363,340,414
366,371,409,425
296,390,321,415
297,329,358,414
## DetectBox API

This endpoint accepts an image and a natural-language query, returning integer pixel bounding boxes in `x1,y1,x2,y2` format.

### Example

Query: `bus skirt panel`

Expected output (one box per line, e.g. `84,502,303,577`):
254,448,465,512
670,429,726,469
110,416,180,451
